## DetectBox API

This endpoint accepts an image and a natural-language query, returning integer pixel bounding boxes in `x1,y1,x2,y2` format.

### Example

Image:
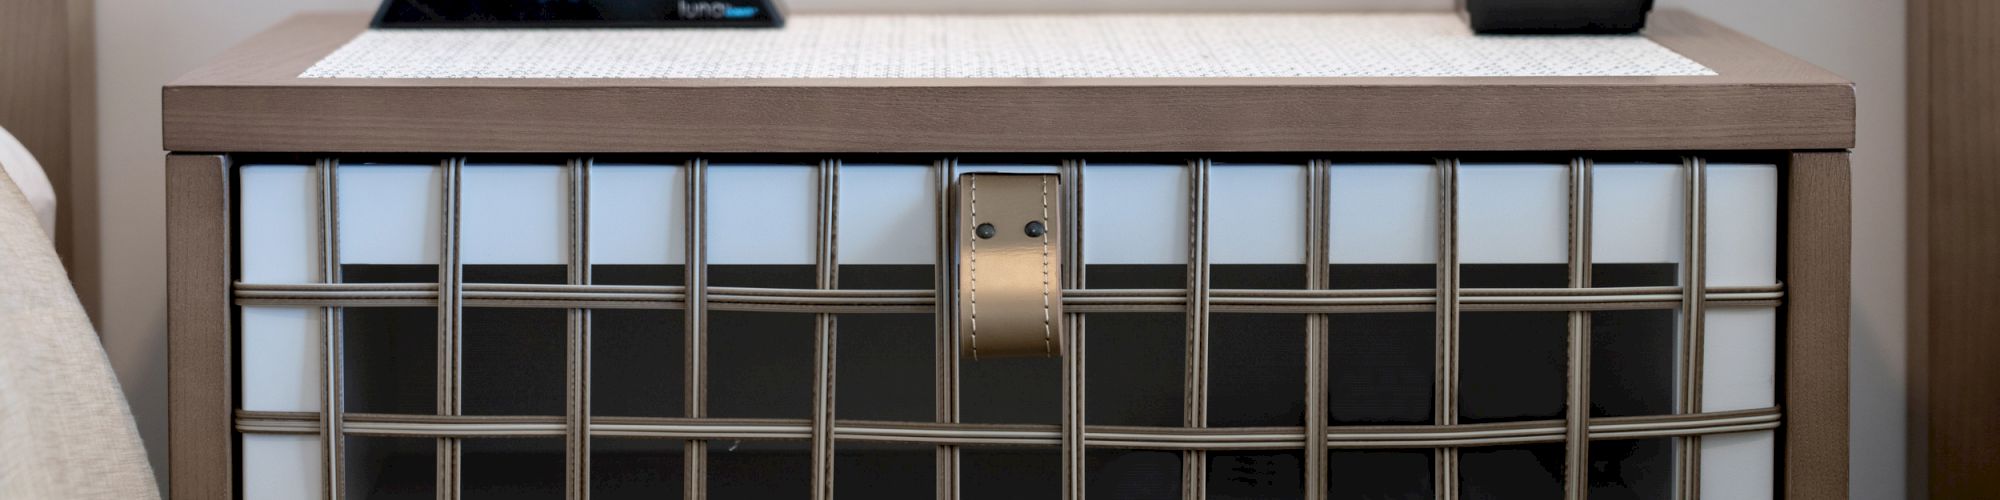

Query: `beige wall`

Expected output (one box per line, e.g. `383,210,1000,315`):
94,0,1904,496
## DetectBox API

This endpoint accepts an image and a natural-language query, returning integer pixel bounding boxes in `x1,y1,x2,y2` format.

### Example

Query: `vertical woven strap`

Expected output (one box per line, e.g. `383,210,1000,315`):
684,158,710,500
811,159,840,500
1182,159,1212,500
1563,158,1594,500
1676,157,1709,500
565,159,592,500
935,158,962,500
1433,159,1461,500
318,158,346,500
437,158,465,500
1304,160,1331,500
1060,159,1088,500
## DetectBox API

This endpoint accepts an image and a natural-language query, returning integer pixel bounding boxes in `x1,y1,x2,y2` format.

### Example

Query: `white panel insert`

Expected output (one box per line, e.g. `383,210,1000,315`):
240,306,320,412
1701,431,1776,500
338,164,442,265
708,164,817,265
839,164,935,265
1592,163,1685,264
1329,164,1437,264
240,165,318,284
1084,164,1188,265
1210,164,1306,265
589,163,685,265
462,163,569,265
1459,163,1568,264
1705,164,1779,286
243,434,322,500
1702,308,1777,412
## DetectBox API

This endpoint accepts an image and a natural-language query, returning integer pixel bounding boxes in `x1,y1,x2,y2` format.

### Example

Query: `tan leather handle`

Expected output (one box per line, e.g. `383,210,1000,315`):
956,173,1063,359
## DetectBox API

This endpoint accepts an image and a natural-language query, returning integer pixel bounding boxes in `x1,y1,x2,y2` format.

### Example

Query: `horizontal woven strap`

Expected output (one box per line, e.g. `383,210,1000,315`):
234,407,1778,448
234,282,1779,313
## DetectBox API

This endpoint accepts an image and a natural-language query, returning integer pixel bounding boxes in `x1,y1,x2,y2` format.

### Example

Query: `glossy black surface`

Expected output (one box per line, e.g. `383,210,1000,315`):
1086,313,1184,427
1084,265,1184,426
1461,264,1569,289
1328,312,1435,425
1460,444,1566,499
1592,263,1679,288
1590,310,1678,418
1459,312,1568,423
962,448,1060,500
835,442,936,499
1328,264,1435,290
1087,450,1182,499
835,266,937,421
462,439,565,499
342,265,438,415
707,266,814,419
708,440,810,498
591,306,685,418
591,438,685,499
1210,451,1306,500
1211,313,1307,427
345,437,435,500
1588,438,1675,500
1326,449,1434,500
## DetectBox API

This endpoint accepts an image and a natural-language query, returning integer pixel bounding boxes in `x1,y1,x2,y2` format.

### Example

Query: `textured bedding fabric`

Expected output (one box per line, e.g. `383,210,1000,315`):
0,126,56,240
0,166,159,497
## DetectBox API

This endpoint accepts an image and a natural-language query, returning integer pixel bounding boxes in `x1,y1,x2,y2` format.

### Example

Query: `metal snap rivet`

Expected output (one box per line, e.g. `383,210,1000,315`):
1024,221,1047,237
976,223,997,239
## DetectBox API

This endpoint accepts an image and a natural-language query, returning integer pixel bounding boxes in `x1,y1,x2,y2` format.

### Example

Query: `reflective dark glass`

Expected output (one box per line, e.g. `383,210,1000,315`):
962,447,1059,500
341,265,441,415
708,440,810,498
837,266,935,422
1460,444,1565,499
462,439,565,499
1087,450,1181,499
706,265,815,419
835,442,935,499
1326,449,1434,500
345,437,435,500
1588,438,1675,500
1211,313,1307,427
1210,451,1306,500
591,438,685,499
1327,312,1434,425
1459,312,1567,423
1590,310,1678,418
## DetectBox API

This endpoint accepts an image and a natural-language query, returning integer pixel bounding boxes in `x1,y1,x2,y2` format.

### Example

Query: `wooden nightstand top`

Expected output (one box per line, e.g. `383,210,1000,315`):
164,10,1852,153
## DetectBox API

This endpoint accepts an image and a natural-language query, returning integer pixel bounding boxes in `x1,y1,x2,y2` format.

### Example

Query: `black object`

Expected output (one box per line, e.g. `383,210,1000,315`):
371,0,784,28
975,224,997,240
1023,221,1046,238
1457,0,1653,34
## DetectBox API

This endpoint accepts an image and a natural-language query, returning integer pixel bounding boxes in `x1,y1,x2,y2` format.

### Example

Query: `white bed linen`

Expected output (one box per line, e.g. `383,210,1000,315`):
0,125,56,240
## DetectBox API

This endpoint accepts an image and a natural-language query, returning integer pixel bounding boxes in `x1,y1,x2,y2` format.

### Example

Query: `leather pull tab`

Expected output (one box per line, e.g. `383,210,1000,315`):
956,173,1063,360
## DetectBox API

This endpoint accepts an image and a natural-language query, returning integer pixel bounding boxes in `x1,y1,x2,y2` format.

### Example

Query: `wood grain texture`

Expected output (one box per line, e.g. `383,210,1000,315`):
1910,0,2000,496
1786,152,1850,500
161,10,1853,154
167,154,232,500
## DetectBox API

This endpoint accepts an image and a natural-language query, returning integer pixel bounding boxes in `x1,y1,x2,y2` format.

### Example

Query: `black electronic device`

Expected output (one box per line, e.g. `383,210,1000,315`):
1458,0,1653,34
371,0,784,28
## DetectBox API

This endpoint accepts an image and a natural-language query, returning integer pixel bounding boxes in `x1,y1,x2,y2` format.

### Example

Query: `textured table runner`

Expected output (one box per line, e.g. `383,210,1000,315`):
303,13,1716,79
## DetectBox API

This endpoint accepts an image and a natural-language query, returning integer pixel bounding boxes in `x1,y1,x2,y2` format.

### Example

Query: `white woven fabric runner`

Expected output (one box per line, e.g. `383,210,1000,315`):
301,13,1715,79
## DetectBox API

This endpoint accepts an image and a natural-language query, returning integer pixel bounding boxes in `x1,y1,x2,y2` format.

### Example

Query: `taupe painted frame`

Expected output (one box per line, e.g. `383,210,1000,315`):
170,152,1848,499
